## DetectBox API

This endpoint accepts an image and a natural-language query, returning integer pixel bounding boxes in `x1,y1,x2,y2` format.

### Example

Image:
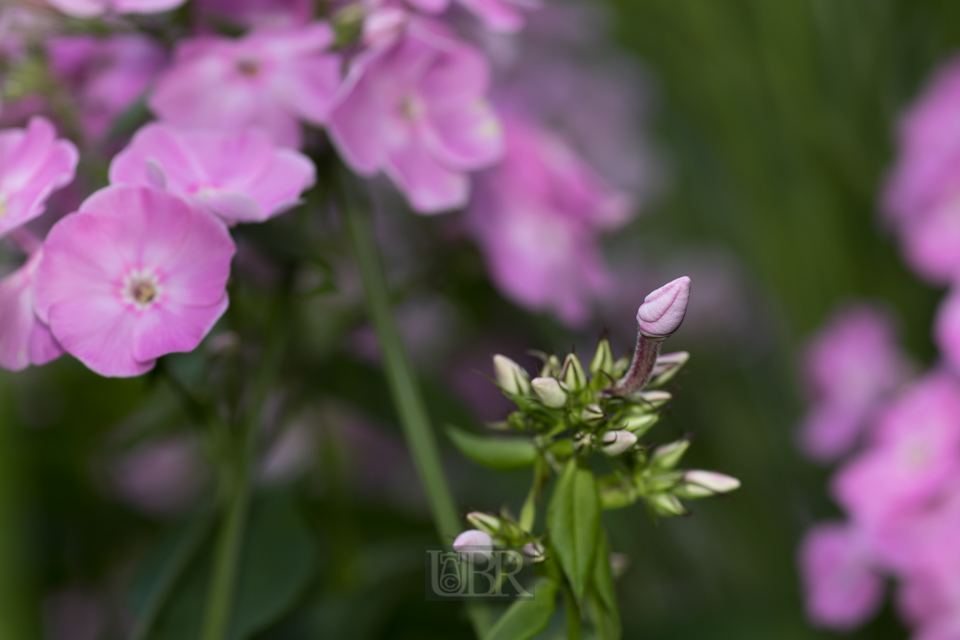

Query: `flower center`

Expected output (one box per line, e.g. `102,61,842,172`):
399,95,423,122
122,270,161,309
236,57,261,77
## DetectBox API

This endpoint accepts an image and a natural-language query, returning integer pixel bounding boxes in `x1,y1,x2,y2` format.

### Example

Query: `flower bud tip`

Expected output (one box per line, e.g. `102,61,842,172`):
637,276,691,340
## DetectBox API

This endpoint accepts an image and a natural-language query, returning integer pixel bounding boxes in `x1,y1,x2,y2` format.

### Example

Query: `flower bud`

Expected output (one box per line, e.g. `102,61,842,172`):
522,541,546,562
621,410,659,436
674,470,741,499
562,353,588,391
466,511,503,536
600,430,637,456
637,277,691,340
493,355,531,395
590,339,615,379
453,529,493,561
636,390,671,408
581,403,605,424
532,377,567,408
573,431,591,452
648,351,690,387
649,493,687,517
650,440,690,469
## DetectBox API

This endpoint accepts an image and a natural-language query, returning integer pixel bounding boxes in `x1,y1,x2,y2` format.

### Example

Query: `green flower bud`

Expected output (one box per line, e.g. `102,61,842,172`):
635,390,671,408
562,353,588,392
674,470,741,499
493,355,531,395
600,430,638,456
590,339,615,379
648,351,690,388
649,493,687,517
620,410,660,436
531,377,567,408
650,440,690,470
581,403,605,424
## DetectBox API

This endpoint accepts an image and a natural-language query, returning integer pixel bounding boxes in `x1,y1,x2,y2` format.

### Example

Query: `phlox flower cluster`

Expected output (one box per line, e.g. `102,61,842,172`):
797,55,960,639
0,0,655,377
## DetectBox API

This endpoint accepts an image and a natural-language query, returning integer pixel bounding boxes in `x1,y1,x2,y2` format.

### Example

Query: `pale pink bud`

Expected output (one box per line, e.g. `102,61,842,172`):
453,529,493,561
637,277,691,339
600,430,637,456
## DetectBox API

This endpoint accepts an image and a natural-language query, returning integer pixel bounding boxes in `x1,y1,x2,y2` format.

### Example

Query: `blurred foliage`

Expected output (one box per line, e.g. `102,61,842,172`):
7,0,960,638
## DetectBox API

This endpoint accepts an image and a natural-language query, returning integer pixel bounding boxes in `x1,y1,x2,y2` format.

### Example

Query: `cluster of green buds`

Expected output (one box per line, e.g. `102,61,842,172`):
448,277,740,638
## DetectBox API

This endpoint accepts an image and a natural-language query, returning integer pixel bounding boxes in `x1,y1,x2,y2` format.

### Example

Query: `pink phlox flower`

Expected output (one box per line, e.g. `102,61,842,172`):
149,23,341,149
407,0,537,32
831,372,960,535
328,18,503,213
896,193,960,284
195,0,315,29
109,123,316,225
0,248,63,372
884,55,960,225
798,521,884,630
47,35,168,141
466,114,626,325
45,0,187,18
0,116,78,239
934,288,960,375
33,186,236,378
799,305,907,462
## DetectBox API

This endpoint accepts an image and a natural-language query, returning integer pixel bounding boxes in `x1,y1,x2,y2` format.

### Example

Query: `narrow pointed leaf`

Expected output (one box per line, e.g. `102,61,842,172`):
446,425,537,470
484,578,559,640
547,458,600,602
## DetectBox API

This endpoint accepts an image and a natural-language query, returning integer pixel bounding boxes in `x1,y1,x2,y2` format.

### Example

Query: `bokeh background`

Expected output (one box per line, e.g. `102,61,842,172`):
3,0,959,638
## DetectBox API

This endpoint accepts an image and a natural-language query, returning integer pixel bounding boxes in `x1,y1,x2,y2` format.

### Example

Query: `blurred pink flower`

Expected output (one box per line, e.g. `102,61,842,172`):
34,186,235,378
0,249,63,371
328,19,503,213
798,305,907,462
0,116,78,239
935,288,960,374
466,114,624,325
45,0,186,17
195,0,315,29
896,195,960,283
111,435,205,515
149,24,340,148
884,55,960,226
406,0,536,32
798,522,883,630
47,34,167,141
109,123,316,225
831,373,960,533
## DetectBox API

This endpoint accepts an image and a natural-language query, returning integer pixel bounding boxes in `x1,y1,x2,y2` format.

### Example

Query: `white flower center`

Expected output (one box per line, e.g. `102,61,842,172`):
122,269,162,310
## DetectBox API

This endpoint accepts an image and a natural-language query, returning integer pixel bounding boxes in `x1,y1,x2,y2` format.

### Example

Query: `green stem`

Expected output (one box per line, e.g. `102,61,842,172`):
199,459,252,640
199,296,288,640
131,510,214,640
562,579,582,640
338,174,493,637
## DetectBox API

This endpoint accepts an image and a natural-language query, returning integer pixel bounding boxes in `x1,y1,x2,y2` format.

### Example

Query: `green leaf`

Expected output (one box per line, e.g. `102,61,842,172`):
547,458,600,602
592,530,619,621
446,425,537,470
129,492,320,640
484,577,559,640
586,592,621,640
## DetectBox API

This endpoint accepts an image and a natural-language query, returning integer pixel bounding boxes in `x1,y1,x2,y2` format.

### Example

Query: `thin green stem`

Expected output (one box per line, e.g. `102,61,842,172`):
562,579,582,640
199,295,289,640
130,510,214,640
338,173,493,637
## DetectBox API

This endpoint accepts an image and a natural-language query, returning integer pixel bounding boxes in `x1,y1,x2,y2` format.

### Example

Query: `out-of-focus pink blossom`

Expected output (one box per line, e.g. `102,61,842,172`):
884,55,960,226
328,19,503,213
798,522,884,630
407,0,536,32
896,195,960,283
935,289,960,374
0,249,62,372
466,115,624,325
637,276,690,339
109,123,316,225
149,24,341,149
34,186,235,378
0,117,78,239
831,373,960,533
111,435,205,516
45,0,186,18
195,0,314,29
47,35,167,141
799,305,907,462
